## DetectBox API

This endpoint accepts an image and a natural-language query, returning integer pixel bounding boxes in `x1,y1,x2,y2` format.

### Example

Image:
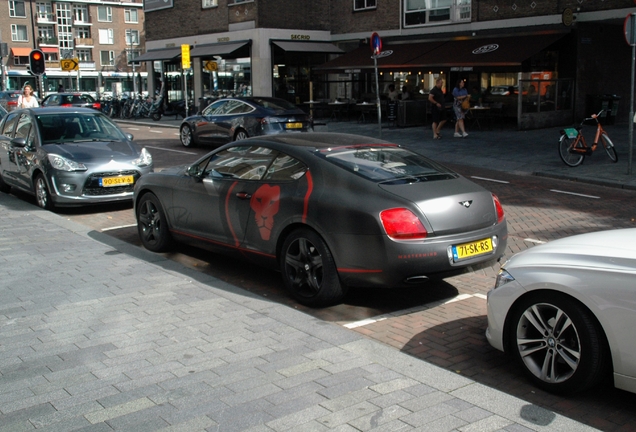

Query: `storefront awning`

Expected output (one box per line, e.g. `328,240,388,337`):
315,33,566,72
40,47,59,54
190,41,251,58
272,40,344,54
134,47,182,62
405,33,566,68
11,47,32,57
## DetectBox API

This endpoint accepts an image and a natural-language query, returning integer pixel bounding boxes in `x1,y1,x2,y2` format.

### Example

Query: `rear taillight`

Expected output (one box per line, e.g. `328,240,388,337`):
61,103,73,107
380,208,428,240
7,101,17,107
492,193,505,224
92,102,101,109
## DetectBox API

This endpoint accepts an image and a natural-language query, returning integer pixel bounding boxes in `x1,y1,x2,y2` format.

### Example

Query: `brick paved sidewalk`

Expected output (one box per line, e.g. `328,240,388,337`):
0,193,597,431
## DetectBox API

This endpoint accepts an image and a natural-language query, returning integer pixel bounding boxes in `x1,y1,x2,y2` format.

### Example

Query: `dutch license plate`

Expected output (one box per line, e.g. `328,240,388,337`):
99,175,134,187
452,237,493,261
563,128,578,139
286,123,303,129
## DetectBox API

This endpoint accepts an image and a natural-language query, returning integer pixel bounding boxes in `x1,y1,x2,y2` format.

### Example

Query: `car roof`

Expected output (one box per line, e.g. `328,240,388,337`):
244,132,393,149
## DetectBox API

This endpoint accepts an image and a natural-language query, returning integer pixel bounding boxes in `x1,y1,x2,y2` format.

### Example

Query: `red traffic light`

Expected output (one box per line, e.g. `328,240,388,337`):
29,49,46,75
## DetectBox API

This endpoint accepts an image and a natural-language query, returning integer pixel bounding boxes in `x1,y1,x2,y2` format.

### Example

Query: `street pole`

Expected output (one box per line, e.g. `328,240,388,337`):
129,29,137,97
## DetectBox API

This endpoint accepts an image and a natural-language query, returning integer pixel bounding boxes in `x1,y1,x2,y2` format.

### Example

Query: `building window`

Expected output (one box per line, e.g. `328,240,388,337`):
124,8,138,22
353,0,376,11
36,1,53,20
14,56,28,65
98,28,114,45
11,24,28,41
97,6,112,22
76,49,91,62
125,29,140,45
38,25,55,39
9,1,26,17
127,49,140,63
75,27,90,39
100,50,114,66
73,4,89,23
404,0,463,26
202,0,217,7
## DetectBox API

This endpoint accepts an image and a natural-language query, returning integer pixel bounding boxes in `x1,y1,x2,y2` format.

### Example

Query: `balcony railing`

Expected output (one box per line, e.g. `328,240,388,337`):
39,37,58,46
36,13,56,23
75,38,94,47
79,61,96,69
46,61,60,69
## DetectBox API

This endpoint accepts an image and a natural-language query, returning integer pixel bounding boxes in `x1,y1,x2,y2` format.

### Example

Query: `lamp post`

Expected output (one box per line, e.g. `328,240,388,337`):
128,29,137,97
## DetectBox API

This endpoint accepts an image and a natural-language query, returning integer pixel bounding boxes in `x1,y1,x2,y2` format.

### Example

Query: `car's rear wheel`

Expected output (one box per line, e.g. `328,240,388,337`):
280,228,345,308
137,192,174,252
508,292,609,394
234,129,248,141
180,124,195,147
34,174,54,211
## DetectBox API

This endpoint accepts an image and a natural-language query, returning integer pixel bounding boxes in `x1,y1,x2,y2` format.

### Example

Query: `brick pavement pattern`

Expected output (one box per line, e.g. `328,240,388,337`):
0,193,599,431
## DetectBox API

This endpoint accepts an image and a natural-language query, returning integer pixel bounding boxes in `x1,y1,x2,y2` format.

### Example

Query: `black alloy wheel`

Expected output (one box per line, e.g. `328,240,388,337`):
137,193,174,252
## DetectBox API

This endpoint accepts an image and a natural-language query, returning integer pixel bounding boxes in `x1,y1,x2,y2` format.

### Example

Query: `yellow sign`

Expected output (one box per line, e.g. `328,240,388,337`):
60,58,79,71
181,44,191,69
204,61,217,72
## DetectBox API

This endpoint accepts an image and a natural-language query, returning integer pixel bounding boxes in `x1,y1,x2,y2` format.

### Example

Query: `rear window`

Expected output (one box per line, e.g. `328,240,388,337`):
316,145,457,183
250,98,298,111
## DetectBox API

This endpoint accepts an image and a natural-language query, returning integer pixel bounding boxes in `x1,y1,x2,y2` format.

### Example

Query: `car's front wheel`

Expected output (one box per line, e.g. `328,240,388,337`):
180,124,195,147
509,292,610,394
280,228,345,308
234,129,248,141
34,174,54,211
136,192,174,252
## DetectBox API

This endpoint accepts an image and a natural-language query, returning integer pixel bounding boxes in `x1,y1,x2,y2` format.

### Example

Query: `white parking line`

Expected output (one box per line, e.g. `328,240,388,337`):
550,189,600,199
149,130,164,134
127,127,140,130
101,223,136,232
524,238,546,244
145,146,197,155
342,293,484,329
470,176,510,184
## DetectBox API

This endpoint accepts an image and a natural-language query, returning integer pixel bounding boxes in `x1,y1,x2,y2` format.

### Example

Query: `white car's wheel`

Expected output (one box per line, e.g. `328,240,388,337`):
509,292,610,394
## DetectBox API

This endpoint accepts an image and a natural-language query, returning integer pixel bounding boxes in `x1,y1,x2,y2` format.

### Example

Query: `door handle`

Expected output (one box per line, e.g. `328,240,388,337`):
236,192,251,200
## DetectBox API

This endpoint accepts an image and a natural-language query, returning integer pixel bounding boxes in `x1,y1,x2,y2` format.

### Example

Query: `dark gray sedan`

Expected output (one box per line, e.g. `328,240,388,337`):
134,133,507,307
0,107,153,210
179,97,311,147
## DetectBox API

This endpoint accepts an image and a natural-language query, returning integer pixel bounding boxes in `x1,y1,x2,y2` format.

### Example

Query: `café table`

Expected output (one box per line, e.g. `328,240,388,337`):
356,102,375,123
328,101,346,121
468,106,491,130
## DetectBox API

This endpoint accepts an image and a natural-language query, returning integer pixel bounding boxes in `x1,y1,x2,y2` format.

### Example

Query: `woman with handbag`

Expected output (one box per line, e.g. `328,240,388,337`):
17,85,39,109
452,79,469,138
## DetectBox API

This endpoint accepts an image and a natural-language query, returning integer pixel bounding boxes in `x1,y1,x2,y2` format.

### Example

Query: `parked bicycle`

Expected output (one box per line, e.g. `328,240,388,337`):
558,109,618,167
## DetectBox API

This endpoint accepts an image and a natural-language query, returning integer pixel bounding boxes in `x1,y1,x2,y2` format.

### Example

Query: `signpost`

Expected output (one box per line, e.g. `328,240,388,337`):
182,44,191,117
370,32,393,138
624,12,636,175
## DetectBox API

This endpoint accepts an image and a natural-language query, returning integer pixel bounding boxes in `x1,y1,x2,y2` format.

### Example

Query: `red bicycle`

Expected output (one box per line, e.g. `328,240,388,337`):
558,110,618,167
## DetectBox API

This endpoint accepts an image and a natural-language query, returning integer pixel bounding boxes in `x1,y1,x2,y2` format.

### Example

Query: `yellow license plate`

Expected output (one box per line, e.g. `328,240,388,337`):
286,123,303,129
452,238,493,261
99,175,134,187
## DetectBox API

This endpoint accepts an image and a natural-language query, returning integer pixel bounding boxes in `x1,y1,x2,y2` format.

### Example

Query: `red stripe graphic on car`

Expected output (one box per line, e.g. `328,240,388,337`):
302,170,313,223
226,181,240,247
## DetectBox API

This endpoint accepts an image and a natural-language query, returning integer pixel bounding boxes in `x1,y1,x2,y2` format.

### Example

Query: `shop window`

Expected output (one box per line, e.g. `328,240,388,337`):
9,1,26,17
354,0,376,11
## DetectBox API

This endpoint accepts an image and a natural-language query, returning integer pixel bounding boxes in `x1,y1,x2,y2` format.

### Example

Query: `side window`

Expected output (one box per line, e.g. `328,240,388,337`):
203,100,228,116
225,100,247,114
263,153,307,181
14,114,32,140
1,112,20,137
206,146,277,180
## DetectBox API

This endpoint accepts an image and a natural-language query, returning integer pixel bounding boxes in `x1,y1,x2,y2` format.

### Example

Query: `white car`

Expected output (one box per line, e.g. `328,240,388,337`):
486,228,636,394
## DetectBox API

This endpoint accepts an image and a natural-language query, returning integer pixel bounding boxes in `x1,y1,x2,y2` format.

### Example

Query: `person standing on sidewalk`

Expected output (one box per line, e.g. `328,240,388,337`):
452,79,469,138
428,77,447,139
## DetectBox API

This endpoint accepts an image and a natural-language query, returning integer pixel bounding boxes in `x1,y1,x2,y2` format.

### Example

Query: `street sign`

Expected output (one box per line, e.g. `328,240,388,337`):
370,32,382,55
60,58,79,71
625,13,636,46
204,60,217,72
181,44,191,69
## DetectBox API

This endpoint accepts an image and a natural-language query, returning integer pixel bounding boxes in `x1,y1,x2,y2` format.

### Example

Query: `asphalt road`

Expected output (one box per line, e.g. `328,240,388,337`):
10,125,636,431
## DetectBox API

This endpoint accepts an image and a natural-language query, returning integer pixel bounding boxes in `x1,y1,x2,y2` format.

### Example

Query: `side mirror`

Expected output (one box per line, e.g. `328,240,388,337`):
126,133,134,141
186,164,204,180
10,137,27,148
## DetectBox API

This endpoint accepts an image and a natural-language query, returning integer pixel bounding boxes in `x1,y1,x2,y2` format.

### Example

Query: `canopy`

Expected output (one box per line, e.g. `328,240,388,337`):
272,40,344,54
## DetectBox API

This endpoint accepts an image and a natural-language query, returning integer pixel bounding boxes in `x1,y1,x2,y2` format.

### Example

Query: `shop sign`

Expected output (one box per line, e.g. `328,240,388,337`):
291,35,310,40
181,44,190,70
451,67,473,71
218,37,230,43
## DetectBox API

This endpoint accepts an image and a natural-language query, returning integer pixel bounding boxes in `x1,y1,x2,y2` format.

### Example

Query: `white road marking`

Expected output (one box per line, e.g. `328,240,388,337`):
101,223,136,232
470,176,510,184
550,189,600,199
127,127,140,131
145,146,197,155
149,130,164,134
343,293,485,329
